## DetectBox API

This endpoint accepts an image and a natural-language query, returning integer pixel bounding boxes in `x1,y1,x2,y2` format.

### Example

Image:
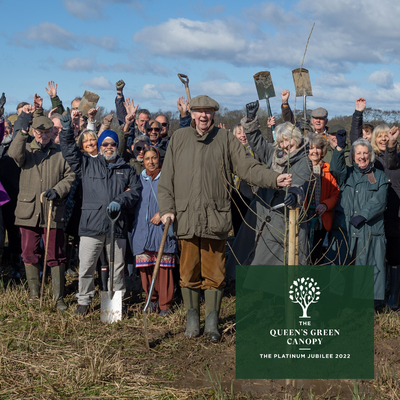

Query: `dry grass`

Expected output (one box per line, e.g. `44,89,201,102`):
1,276,400,399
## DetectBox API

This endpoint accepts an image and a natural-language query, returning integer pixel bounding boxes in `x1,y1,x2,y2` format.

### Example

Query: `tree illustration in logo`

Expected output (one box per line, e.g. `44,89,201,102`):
289,277,320,318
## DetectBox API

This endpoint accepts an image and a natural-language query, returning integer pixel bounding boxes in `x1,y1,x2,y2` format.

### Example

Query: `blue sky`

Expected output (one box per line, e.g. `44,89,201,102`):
1,0,400,118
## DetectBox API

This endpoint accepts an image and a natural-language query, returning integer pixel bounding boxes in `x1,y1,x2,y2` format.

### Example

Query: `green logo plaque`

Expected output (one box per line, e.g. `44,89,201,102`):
236,265,374,379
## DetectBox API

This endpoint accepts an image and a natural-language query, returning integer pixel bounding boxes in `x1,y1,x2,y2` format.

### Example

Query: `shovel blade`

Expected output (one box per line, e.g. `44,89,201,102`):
292,68,313,97
78,90,100,117
100,290,123,324
253,71,276,100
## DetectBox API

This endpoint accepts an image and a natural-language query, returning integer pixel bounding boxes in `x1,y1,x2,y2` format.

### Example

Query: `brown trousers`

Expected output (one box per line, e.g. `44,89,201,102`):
140,266,174,310
178,236,226,290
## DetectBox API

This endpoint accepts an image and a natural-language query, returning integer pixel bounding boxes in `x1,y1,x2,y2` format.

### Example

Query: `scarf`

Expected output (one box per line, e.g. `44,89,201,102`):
145,146,161,181
271,141,304,173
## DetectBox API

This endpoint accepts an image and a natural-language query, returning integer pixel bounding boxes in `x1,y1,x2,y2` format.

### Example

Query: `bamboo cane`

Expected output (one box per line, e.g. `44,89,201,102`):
288,209,297,265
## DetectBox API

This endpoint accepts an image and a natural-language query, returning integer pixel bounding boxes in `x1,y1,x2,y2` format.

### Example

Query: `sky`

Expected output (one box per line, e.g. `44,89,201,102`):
1,0,400,119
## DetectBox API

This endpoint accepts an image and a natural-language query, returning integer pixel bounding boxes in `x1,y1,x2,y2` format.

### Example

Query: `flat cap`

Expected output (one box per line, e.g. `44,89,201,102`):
32,116,54,130
190,95,219,111
311,108,328,118
328,124,346,135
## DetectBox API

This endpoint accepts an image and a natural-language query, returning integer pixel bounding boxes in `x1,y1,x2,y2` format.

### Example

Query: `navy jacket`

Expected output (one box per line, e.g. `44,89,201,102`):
60,126,141,238
131,170,177,255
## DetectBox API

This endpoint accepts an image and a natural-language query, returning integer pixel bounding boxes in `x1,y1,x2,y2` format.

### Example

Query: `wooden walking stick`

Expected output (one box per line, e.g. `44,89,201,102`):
39,192,53,311
288,209,297,265
143,217,171,349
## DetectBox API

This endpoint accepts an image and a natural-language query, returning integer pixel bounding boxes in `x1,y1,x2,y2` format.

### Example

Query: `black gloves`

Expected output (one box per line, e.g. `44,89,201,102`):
43,189,59,201
246,100,259,120
0,92,5,117
60,108,72,130
0,92,6,108
350,215,366,228
336,129,347,149
284,193,296,207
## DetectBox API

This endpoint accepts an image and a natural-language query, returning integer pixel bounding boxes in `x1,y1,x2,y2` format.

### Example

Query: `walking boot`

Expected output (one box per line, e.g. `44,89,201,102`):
181,288,200,338
51,264,67,312
204,289,223,343
387,265,400,310
24,263,40,300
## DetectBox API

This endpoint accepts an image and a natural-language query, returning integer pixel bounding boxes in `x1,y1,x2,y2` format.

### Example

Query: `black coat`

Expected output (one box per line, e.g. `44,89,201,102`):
59,127,142,239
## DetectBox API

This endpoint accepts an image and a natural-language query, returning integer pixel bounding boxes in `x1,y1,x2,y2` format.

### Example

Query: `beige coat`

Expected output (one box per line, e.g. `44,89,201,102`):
8,132,75,229
158,121,280,240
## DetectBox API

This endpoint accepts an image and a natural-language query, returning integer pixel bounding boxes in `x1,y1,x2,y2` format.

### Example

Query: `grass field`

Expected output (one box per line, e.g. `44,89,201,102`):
1,275,400,399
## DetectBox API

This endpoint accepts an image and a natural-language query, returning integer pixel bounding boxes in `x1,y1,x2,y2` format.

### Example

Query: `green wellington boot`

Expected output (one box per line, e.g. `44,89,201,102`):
181,288,200,338
24,264,40,300
204,289,223,343
51,264,67,312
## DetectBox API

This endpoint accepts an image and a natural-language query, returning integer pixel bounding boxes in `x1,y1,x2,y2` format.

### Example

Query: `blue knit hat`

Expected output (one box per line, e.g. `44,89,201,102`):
97,130,119,150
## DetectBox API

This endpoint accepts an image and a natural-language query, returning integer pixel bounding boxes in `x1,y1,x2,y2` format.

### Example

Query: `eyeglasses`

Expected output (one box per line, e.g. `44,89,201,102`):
101,142,117,147
148,128,160,133
135,146,145,152
161,122,168,127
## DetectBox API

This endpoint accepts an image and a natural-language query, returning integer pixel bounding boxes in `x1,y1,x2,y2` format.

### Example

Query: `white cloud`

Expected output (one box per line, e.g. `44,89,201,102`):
316,73,355,88
10,23,120,51
10,22,77,50
61,56,171,76
368,69,395,90
204,69,228,81
62,57,98,71
63,0,141,20
138,84,164,100
133,18,246,61
81,76,114,90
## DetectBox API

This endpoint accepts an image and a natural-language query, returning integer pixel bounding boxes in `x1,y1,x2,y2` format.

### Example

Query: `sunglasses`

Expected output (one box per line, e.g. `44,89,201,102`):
161,122,168,127
148,128,160,132
101,142,117,147
135,146,145,152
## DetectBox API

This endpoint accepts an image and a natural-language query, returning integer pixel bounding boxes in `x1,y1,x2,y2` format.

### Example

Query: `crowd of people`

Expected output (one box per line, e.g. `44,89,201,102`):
0,79,399,342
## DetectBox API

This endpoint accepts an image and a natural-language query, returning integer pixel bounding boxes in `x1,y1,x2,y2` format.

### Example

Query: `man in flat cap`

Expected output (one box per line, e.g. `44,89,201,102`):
59,112,141,316
158,95,292,342
8,116,75,310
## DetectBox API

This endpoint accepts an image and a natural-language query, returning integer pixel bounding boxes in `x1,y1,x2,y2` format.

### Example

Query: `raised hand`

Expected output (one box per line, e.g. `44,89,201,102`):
88,106,99,122
387,126,400,147
123,97,138,124
22,104,35,114
60,108,72,129
355,98,366,112
33,93,43,109
281,89,290,104
45,81,58,98
0,92,6,108
246,100,259,120
177,96,188,117
336,129,347,149
71,109,82,123
218,123,226,129
116,79,125,92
